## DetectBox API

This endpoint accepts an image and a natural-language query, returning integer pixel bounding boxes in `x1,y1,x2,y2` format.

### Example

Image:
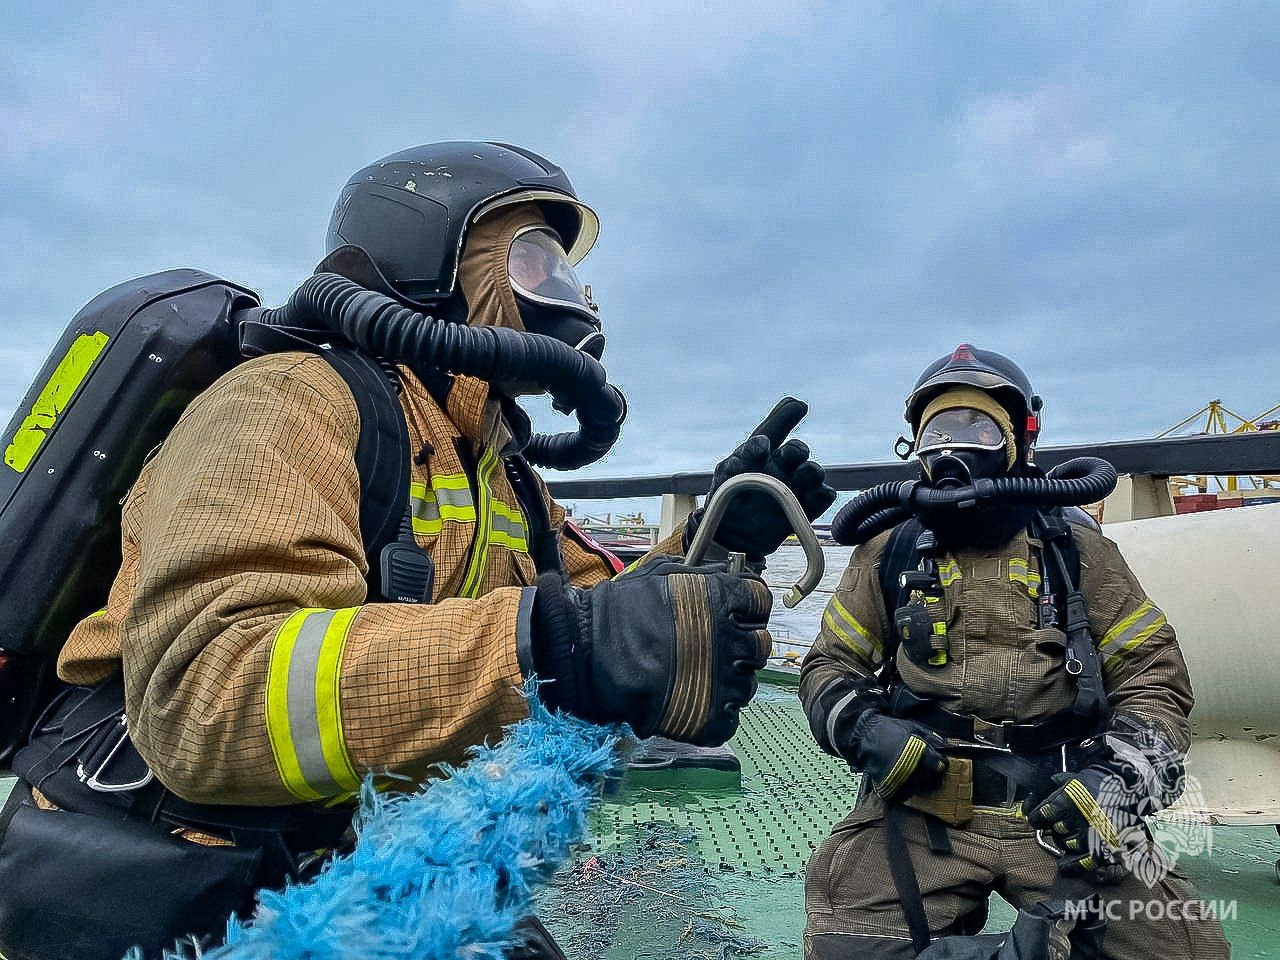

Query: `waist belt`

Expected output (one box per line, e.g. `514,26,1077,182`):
12,677,354,878
889,685,1104,753
961,749,1066,809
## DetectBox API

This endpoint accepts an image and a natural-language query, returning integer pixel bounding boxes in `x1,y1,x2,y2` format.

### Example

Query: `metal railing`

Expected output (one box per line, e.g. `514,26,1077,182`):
547,431,1280,534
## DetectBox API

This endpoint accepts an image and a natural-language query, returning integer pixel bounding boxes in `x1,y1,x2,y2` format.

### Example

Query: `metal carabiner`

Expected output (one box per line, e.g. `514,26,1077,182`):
684,472,825,608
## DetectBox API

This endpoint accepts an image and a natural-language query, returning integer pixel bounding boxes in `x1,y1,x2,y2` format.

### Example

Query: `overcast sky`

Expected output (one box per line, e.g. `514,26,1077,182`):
3,2,1277,517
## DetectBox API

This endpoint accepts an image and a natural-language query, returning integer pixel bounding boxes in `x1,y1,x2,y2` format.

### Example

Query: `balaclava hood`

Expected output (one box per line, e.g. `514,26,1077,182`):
457,203,544,331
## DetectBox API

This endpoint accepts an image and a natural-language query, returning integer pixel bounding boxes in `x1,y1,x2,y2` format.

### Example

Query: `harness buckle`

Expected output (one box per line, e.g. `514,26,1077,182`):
971,717,1008,749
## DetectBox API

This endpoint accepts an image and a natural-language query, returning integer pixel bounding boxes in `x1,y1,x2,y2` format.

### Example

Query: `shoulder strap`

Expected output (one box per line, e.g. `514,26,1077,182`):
878,517,924,640
502,454,565,576
318,348,410,594
240,322,409,598
1037,508,1082,592
1034,511,1107,731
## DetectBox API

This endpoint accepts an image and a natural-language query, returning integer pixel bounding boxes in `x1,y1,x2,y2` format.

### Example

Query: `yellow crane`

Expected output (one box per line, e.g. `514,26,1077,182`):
1159,400,1280,493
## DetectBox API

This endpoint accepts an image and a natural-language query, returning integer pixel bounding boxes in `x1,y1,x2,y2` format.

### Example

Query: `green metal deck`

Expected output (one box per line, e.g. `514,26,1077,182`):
2,678,1275,957
539,677,1280,958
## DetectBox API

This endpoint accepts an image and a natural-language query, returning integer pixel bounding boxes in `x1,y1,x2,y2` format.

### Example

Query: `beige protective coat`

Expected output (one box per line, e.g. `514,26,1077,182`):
58,205,627,806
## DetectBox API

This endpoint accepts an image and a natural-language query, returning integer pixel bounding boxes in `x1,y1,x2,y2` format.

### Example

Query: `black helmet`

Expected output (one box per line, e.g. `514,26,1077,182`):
905,343,1043,459
322,141,600,307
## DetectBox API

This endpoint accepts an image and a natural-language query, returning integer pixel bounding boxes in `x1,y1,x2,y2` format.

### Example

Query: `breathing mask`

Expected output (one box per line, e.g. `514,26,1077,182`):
916,408,1010,486
508,226,604,360
912,394,1031,547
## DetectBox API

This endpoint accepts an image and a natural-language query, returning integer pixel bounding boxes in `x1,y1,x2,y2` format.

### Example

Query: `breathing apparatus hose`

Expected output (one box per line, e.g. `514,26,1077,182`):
831,457,1118,547
255,273,626,470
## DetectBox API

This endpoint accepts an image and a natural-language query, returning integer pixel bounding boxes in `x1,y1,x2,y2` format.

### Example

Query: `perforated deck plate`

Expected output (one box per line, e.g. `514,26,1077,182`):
593,682,855,877
543,678,1280,959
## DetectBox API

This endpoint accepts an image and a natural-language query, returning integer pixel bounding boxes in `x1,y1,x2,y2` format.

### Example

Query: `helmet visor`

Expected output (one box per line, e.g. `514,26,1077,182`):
508,226,598,323
916,408,1006,455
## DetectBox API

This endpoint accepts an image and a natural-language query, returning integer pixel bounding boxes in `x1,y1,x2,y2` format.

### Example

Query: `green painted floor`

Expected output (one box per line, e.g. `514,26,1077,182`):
539,678,1280,959
4,680,1276,958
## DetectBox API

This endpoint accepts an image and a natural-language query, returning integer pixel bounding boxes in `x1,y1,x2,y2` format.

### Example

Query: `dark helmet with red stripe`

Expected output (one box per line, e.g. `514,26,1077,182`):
905,344,1043,462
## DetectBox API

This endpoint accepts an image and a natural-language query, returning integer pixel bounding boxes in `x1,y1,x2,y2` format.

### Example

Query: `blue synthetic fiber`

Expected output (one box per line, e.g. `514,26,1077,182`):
168,684,623,960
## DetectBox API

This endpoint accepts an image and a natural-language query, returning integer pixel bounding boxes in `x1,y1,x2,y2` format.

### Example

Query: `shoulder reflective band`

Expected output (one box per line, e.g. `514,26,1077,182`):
1100,599,1167,672
410,474,476,536
821,594,883,662
4,331,109,474
459,447,501,598
1007,557,1042,597
266,607,362,801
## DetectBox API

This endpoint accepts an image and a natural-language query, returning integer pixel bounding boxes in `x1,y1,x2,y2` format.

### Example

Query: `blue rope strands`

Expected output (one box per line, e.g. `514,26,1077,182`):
158,684,623,960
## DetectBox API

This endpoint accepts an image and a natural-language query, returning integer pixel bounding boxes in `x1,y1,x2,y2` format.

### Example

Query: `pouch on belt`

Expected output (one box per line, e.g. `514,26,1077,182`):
902,757,973,827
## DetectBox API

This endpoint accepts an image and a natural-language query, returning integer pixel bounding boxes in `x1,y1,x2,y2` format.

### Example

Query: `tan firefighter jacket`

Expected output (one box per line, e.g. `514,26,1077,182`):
57,353,639,806
800,523,1195,759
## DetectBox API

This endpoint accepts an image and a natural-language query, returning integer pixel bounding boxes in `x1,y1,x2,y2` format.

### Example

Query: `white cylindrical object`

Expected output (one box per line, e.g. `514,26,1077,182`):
1104,503,1280,824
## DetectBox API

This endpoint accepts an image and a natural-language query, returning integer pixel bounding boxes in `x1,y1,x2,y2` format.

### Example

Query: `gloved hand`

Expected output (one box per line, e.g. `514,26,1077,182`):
847,710,948,802
1025,715,1185,884
529,555,772,745
1024,766,1136,884
684,397,837,562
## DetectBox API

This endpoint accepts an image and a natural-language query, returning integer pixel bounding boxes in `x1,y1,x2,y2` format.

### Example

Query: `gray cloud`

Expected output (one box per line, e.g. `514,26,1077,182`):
3,1,1277,514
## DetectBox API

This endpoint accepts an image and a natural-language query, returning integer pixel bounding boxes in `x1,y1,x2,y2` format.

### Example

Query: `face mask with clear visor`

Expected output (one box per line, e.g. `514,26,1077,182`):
508,226,604,358
916,408,1006,456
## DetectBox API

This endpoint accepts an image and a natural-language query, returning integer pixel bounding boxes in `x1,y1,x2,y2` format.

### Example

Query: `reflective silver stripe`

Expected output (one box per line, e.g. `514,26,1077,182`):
412,498,441,522
822,595,882,661
1100,601,1166,655
436,486,473,508
286,609,344,797
491,512,527,540
826,688,862,751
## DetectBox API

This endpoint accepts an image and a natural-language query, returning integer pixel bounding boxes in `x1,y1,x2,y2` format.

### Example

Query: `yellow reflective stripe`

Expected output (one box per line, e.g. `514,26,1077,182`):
1101,600,1168,671
459,448,499,598
823,595,882,659
878,734,927,797
265,607,362,802
409,476,477,535
1008,558,1042,596
1064,778,1122,849
86,608,107,619
490,500,529,552
5,331,109,474
938,560,962,586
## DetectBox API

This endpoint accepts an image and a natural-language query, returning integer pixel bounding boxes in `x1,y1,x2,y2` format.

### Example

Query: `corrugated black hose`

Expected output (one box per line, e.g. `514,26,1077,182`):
831,458,1118,547
255,273,626,470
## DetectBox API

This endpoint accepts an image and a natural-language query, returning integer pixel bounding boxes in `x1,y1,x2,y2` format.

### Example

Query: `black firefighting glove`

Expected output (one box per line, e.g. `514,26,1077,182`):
1025,714,1185,884
683,397,837,563
529,555,772,746
847,710,948,802
1024,766,1134,884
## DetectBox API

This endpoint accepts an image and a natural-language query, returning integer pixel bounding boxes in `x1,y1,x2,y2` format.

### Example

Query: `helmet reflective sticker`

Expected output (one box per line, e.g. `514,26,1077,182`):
508,227,599,324
916,408,1006,454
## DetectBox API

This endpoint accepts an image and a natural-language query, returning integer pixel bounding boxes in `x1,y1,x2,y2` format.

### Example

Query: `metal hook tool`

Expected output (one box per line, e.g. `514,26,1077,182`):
684,473,825,608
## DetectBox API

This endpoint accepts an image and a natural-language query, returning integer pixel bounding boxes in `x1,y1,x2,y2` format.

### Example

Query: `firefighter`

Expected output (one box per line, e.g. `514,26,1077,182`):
0,141,835,960
800,345,1228,959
